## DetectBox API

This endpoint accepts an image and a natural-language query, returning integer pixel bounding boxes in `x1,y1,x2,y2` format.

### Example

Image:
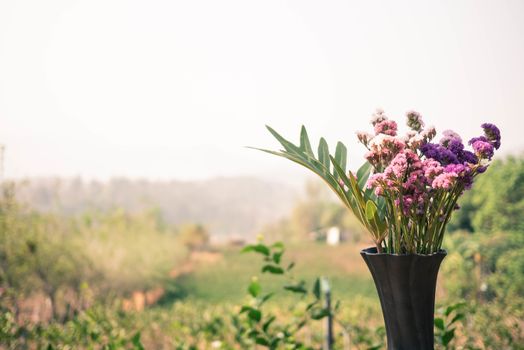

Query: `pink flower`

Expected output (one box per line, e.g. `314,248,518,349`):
356,131,373,146
366,173,384,189
374,119,398,136
422,158,443,180
432,172,457,189
384,152,408,178
370,108,387,126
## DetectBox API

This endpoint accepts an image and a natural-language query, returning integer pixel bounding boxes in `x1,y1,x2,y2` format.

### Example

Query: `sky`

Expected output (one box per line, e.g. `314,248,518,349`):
0,0,523,182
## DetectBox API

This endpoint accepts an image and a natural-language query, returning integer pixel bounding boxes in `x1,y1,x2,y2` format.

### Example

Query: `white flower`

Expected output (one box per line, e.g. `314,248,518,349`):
370,108,387,125
479,158,491,167
408,134,424,148
211,340,222,348
369,134,394,150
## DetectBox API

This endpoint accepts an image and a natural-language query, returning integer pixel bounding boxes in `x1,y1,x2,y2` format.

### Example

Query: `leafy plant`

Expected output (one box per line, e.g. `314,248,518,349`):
255,113,502,254
238,240,335,349
250,126,388,252
434,302,466,349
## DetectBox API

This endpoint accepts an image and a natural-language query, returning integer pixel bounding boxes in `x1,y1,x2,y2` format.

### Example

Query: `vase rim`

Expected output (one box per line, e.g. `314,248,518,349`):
360,246,447,257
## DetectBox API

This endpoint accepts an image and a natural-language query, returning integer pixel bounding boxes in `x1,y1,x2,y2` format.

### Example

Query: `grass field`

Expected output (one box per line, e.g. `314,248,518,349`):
176,241,378,305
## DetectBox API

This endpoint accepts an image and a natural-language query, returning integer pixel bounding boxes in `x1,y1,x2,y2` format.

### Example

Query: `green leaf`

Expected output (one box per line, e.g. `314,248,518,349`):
330,156,368,224
255,337,270,346
365,200,377,220
283,282,307,294
313,278,321,300
247,329,260,338
306,300,318,311
442,329,456,346
248,279,261,297
450,313,465,325
242,244,270,257
310,307,330,320
261,265,284,274
434,317,445,330
248,308,262,322
262,316,276,332
300,125,314,156
131,332,145,350
240,305,252,313
272,251,283,264
260,293,274,305
318,137,330,170
265,125,301,154
444,302,466,316
251,142,350,211
356,161,372,190
333,142,347,179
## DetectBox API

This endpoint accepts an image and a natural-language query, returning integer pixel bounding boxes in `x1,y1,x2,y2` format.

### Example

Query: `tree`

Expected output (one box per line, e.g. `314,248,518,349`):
449,156,524,233
178,223,209,250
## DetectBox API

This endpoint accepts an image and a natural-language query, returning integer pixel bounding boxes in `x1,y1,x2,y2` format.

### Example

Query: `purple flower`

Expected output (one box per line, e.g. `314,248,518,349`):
420,143,459,165
481,123,501,149
460,150,478,164
440,130,462,147
472,140,494,160
447,139,464,155
477,165,488,173
445,163,466,175
468,135,488,146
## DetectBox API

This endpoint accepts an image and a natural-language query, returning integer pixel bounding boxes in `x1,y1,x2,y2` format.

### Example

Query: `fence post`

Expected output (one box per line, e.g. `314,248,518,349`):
322,277,334,350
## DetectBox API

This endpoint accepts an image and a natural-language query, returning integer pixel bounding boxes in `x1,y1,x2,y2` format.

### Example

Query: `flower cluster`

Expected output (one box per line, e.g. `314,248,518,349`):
358,109,500,227
260,109,501,254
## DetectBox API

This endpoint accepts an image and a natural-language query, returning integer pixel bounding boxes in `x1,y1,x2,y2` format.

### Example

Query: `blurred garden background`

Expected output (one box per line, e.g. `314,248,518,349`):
1,156,523,348
1,0,524,349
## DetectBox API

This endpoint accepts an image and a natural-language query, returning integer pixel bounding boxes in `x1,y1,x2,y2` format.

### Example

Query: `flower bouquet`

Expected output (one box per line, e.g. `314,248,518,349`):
254,109,501,349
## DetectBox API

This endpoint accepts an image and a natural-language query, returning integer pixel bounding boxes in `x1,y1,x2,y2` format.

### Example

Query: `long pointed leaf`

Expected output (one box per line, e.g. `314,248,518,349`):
365,200,377,220
300,125,314,157
250,147,347,206
318,137,330,170
330,156,367,225
265,125,301,154
334,142,347,180
356,162,372,190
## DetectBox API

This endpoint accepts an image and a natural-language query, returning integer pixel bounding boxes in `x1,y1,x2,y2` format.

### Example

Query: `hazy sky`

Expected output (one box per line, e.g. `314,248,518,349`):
1,0,523,182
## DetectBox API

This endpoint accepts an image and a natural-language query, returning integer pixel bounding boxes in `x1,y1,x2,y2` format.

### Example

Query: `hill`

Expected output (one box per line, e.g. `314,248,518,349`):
13,176,299,239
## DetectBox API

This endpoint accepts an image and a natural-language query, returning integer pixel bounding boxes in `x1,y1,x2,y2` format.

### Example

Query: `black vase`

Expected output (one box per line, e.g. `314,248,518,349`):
360,247,447,350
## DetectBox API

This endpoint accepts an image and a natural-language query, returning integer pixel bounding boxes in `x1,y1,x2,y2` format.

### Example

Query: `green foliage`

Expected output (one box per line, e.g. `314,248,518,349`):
0,303,145,350
434,302,466,349
441,231,524,348
0,182,188,321
252,125,387,249
178,223,210,250
3,156,524,348
238,240,332,349
450,156,524,233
